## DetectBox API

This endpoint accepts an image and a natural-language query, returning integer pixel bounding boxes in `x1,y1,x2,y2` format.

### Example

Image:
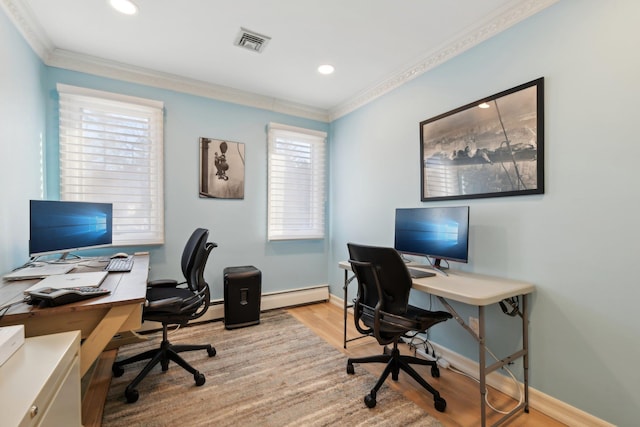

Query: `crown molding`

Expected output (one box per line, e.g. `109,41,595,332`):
327,0,559,121
3,0,558,123
0,0,53,59
47,49,331,122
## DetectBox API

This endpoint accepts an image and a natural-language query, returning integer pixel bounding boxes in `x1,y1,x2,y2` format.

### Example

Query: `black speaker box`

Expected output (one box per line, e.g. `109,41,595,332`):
223,266,261,329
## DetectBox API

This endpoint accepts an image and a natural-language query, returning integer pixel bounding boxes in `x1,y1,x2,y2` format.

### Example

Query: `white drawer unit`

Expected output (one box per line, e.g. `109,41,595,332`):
0,331,81,427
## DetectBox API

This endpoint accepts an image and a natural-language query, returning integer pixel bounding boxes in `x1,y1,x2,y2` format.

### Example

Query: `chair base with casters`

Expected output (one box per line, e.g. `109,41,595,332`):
347,337,446,411
112,322,216,403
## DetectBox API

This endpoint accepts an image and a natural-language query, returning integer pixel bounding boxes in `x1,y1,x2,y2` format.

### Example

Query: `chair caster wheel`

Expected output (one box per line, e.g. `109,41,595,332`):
195,372,206,386
125,388,139,403
431,366,440,378
207,347,216,357
346,363,355,375
434,396,446,412
364,393,377,408
112,364,124,377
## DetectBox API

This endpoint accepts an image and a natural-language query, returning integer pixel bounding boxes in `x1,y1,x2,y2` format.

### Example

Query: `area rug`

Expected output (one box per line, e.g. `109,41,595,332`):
102,310,443,427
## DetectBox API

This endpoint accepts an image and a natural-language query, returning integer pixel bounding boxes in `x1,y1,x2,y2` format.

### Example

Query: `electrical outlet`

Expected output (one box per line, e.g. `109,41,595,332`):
469,316,479,336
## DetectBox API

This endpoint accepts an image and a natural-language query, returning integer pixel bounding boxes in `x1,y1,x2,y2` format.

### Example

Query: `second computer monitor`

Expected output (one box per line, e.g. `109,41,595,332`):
394,206,469,267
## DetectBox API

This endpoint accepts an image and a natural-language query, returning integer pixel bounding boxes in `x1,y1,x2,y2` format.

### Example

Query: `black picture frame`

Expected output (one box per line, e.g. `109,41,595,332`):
199,137,245,199
420,78,544,201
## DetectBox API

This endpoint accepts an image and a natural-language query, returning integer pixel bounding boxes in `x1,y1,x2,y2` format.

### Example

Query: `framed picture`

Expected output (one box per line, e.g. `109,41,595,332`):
420,78,544,201
199,137,245,199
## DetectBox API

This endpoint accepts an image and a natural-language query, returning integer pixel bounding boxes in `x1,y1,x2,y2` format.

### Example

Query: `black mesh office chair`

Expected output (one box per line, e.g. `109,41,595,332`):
346,242,452,411
112,228,218,403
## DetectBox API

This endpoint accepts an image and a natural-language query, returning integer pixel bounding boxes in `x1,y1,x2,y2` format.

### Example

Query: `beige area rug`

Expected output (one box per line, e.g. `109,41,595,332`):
102,310,443,427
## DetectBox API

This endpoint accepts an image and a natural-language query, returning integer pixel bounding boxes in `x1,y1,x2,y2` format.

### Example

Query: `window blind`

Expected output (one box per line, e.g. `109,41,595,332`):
267,123,327,240
57,84,165,246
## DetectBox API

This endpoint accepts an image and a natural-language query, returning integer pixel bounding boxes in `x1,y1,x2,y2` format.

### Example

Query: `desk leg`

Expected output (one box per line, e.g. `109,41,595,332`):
478,305,487,427
523,294,530,413
80,304,140,376
343,270,349,348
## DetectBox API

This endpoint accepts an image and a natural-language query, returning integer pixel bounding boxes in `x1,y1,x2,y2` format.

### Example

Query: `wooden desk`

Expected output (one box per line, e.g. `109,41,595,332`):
0,254,148,377
339,261,534,427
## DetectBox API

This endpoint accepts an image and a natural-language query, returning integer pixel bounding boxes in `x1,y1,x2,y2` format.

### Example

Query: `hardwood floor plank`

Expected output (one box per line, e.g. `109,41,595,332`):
82,349,117,427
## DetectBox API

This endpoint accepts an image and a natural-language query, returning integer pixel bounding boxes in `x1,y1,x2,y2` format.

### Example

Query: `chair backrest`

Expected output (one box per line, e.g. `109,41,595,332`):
347,243,413,317
181,228,213,289
180,228,217,320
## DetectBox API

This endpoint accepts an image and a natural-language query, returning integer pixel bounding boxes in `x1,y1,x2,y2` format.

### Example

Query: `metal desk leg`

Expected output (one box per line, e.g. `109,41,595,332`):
343,269,349,348
523,294,530,413
479,305,487,427
342,270,365,349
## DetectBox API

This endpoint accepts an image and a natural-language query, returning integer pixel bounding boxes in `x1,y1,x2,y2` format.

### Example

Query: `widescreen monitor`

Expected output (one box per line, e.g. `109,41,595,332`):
29,200,113,258
394,206,469,268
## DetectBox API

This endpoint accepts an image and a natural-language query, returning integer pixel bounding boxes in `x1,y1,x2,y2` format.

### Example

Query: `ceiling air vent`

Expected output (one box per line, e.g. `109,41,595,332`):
234,28,271,53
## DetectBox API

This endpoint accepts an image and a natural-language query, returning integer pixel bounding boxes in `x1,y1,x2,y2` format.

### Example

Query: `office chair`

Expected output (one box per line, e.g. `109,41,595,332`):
346,243,452,411
112,228,218,403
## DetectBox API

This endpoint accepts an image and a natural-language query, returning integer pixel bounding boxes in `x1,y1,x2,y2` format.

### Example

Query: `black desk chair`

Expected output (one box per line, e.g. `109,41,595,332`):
346,242,452,412
112,228,218,403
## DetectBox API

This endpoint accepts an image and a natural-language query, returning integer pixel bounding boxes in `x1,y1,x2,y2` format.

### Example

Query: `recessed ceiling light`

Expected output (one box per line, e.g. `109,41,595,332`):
109,0,138,15
478,102,491,109
318,64,335,75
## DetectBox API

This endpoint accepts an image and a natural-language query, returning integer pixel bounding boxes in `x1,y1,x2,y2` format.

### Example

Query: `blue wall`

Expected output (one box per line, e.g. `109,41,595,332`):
329,1,639,425
0,7,47,274
3,1,639,425
41,68,330,296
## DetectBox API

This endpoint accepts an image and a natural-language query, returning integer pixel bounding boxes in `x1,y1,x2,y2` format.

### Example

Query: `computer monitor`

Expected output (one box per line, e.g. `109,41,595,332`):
29,200,113,259
394,206,469,269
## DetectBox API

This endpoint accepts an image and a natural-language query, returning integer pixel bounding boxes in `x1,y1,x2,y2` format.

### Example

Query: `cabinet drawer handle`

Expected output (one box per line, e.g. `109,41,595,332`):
30,405,39,418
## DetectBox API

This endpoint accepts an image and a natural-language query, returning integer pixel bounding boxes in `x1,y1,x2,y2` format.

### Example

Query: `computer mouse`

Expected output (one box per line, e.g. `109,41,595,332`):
111,252,129,259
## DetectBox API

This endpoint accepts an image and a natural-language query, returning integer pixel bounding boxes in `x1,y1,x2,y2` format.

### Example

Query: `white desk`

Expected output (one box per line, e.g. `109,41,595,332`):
339,261,534,427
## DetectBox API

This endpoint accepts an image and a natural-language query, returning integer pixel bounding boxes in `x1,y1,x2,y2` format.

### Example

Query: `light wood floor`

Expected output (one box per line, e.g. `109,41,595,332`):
83,301,565,427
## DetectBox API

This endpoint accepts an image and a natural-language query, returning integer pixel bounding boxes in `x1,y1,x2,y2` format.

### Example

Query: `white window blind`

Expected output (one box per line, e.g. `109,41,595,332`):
57,84,165,246
267,123,327,240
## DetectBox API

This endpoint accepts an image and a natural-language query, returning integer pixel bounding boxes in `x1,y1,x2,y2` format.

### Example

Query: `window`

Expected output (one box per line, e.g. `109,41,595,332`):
57,84,164,246
267,123,327,240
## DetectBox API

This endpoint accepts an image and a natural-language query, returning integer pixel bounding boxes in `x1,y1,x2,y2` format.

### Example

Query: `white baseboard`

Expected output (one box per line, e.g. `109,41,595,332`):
138,284,329,332
328,296,614,427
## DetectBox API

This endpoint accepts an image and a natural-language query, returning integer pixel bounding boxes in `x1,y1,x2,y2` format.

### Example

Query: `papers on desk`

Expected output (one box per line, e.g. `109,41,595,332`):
3,263,74,281
23,271,108,294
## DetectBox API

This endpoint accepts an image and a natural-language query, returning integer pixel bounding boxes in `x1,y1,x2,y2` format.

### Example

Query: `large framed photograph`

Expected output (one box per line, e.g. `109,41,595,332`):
420,78,544,201
199,137,245,199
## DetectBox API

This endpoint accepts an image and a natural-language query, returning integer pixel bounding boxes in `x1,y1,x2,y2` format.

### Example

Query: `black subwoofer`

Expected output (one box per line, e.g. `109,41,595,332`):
223,266,261,329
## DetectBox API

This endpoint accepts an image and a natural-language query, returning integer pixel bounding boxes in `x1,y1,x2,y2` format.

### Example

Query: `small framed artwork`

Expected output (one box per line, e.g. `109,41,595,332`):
420,78,544,201
199,137,245,199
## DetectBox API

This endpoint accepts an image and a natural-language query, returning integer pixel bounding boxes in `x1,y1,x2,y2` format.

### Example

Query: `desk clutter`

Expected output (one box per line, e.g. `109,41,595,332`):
26,286,111,307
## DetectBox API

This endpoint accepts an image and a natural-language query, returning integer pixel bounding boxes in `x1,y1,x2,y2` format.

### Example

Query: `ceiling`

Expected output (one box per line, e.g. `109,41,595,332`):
3,0,557,121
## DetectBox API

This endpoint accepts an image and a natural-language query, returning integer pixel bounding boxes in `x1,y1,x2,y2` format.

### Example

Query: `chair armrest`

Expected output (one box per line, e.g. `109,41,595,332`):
145,297,183,312
147,279,179,288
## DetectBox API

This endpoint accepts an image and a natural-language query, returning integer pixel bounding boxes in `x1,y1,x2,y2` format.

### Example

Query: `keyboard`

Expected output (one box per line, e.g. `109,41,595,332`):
408,268,436,279
105,256,134,272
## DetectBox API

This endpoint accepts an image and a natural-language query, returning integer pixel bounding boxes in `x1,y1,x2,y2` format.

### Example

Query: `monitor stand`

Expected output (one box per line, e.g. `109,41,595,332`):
402,255,449,276
431,258,449,277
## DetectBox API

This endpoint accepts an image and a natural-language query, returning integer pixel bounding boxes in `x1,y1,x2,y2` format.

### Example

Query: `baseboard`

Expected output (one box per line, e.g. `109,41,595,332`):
328,296,613,427
137,285,329,332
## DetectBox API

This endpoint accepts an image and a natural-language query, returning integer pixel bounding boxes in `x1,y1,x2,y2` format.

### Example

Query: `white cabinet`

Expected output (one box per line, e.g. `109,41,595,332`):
0,331,81,427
